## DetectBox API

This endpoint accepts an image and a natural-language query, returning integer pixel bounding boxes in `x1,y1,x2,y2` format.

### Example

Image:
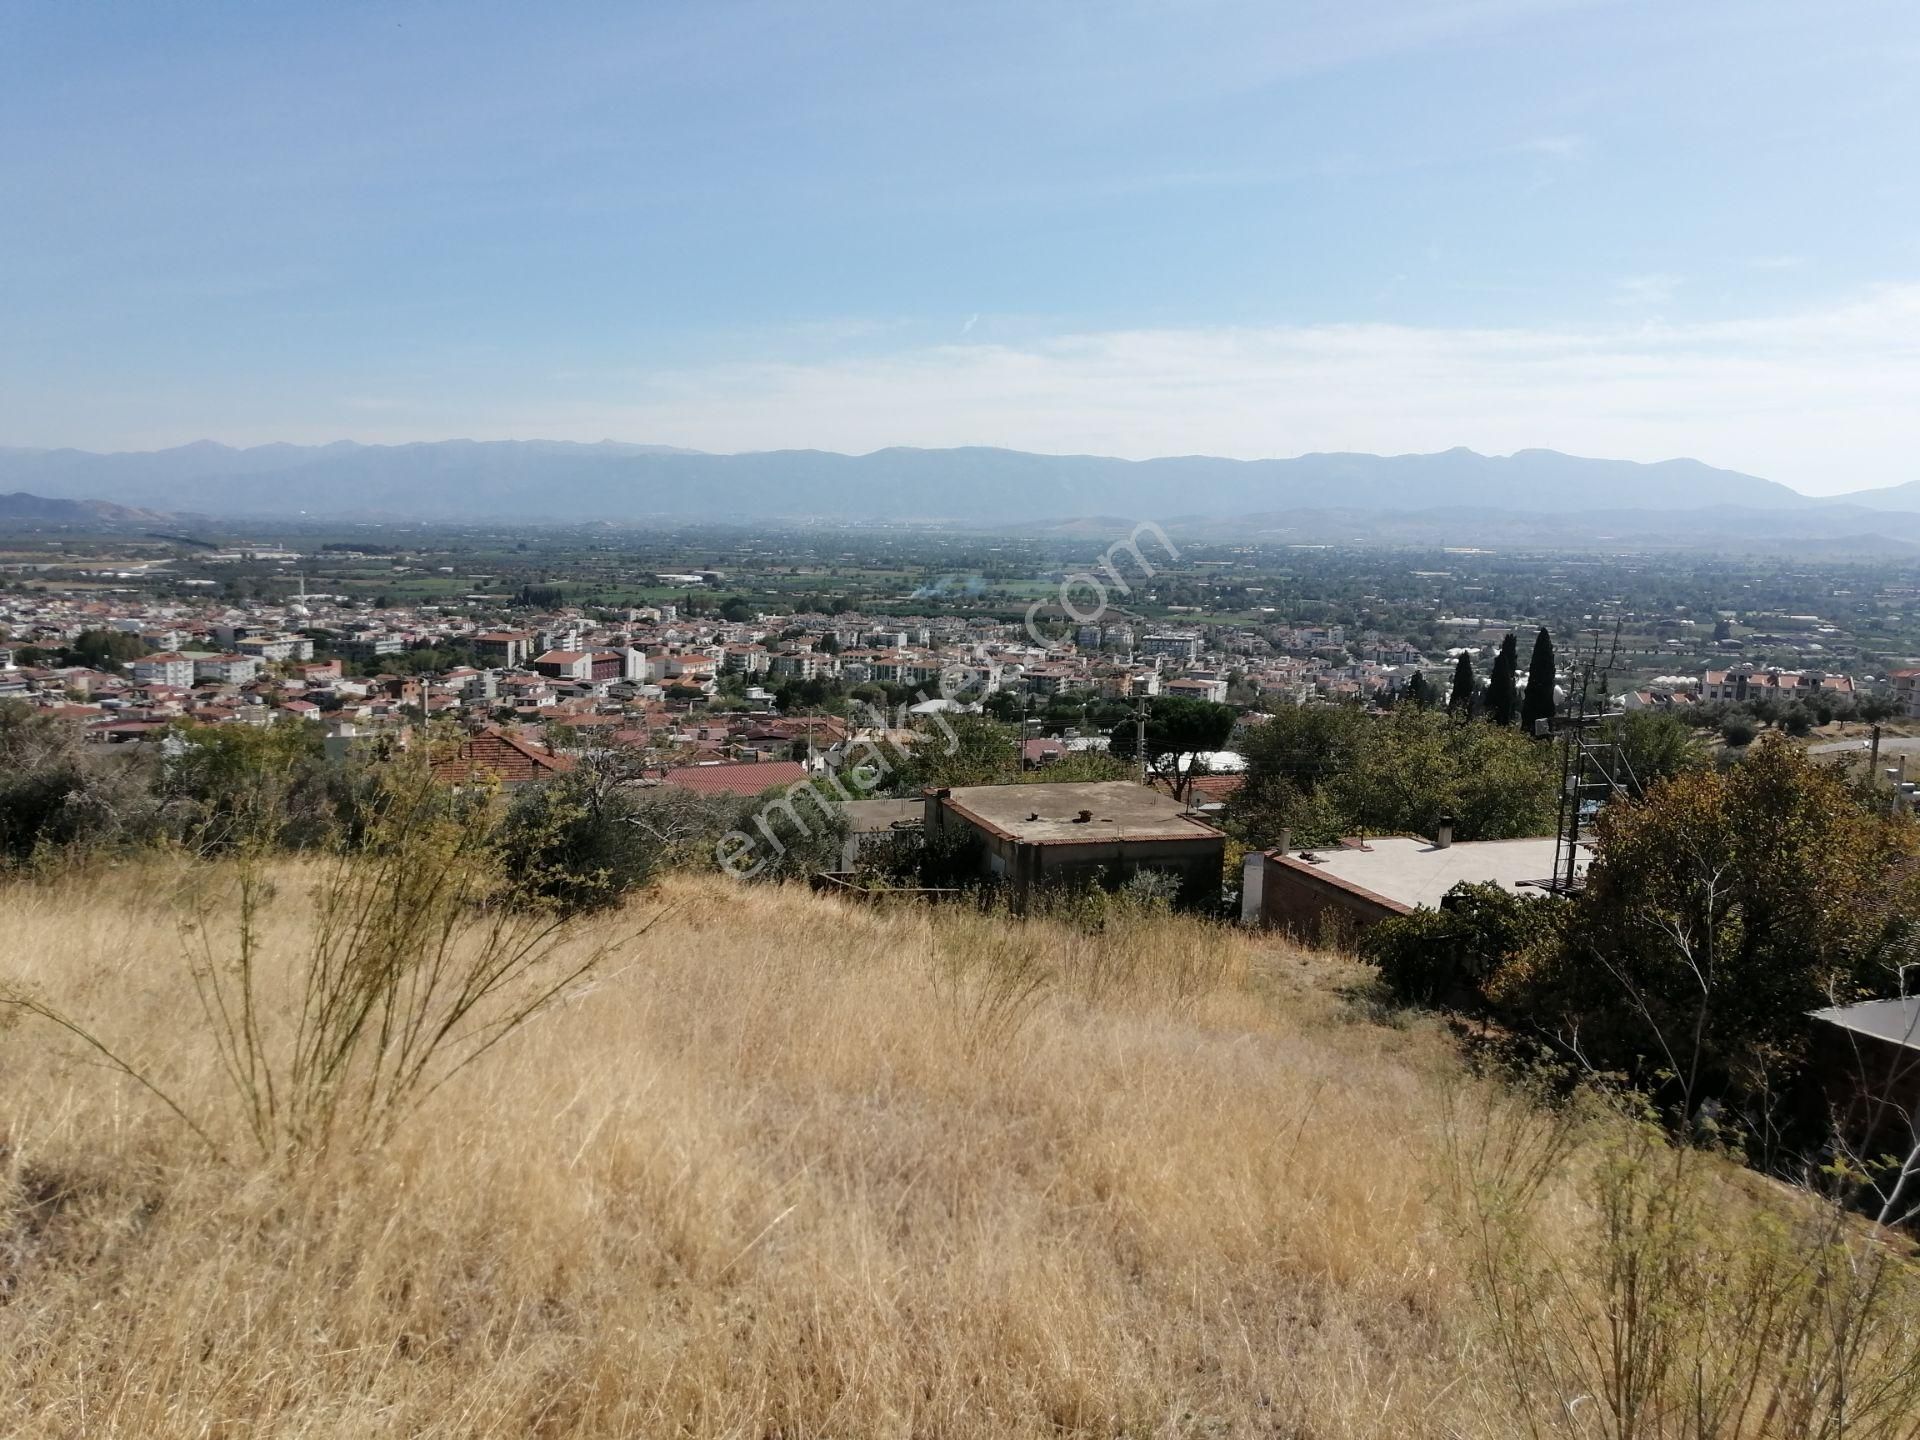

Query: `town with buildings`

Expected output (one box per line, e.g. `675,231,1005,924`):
5,527,1919,799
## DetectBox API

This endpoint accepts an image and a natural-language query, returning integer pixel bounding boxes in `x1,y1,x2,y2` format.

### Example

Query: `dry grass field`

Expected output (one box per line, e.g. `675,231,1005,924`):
3,859,1916,1438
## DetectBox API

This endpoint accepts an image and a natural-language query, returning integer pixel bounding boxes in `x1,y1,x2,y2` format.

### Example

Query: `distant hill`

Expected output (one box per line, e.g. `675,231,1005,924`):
0,491,174,526
1132,502,1920,554
1,439,1862,526
1831,478,1920,510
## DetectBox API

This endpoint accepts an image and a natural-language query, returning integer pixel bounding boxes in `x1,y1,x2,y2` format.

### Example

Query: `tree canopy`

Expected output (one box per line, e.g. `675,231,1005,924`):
1107,696,1237,798
1226,702,1556,848
1490,736,1920,1117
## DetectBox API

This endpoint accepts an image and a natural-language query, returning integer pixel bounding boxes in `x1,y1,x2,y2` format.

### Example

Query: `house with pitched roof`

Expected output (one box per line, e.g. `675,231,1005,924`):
430,726,576,786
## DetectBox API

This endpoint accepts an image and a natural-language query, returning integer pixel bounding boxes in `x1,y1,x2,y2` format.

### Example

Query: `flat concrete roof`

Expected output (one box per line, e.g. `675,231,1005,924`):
839,797,924,834
1810,997,1920,1050
939,780,1223,846
1276,835,1581,912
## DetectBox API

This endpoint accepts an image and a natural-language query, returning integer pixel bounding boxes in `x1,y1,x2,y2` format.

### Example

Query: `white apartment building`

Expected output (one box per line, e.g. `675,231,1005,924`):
132,653,195,688
192,653,263,685
1140,633,1202,661
1164,676,1229,704
237,634,315,663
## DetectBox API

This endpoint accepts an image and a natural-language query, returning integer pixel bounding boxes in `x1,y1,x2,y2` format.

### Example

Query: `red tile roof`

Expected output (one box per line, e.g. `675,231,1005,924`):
430,727,576,785
1148,772,1245,805
743,716,849,743
656,760,809,797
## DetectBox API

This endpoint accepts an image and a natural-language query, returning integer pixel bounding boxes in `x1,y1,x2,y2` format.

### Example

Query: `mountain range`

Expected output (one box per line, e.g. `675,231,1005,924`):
2,439,1918,536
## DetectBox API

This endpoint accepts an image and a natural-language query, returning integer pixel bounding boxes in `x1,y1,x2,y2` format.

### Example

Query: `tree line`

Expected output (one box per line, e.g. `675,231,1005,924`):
1421,626,1558,731
1359,735,1920,1222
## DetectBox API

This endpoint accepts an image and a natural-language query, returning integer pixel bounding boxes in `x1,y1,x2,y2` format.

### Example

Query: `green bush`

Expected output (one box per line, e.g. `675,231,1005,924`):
160,720,337,851
1362,881,1564,1006
495,771,661,915
0,702,162,864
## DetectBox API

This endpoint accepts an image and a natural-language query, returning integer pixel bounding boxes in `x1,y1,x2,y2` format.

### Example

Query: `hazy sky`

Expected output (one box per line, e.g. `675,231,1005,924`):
3,0,1918,493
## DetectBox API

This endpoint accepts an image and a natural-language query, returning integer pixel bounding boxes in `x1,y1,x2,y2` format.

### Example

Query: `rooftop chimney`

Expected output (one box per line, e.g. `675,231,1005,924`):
1434,815,1455,850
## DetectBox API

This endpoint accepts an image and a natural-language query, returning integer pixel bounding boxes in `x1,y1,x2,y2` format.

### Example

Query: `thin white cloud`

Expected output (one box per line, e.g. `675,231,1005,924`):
505,283,1920,496
1613,272,1682,307
1518,133,1589,160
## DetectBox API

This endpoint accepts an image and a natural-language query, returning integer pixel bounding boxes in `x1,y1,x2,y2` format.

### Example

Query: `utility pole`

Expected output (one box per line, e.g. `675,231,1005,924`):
1549,623,1636,894
1134,698,1150,787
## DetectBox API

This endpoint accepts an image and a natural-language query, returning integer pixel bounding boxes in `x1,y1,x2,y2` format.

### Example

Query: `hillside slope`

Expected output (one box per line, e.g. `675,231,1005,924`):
0,490,173,525
2,866,1912,1436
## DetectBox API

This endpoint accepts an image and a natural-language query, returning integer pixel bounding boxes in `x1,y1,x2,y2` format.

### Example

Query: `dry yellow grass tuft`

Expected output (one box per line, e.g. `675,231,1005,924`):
2,861,1915,1437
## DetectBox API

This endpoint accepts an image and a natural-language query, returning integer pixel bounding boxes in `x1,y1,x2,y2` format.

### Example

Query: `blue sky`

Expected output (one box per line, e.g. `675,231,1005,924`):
2,0,1918,492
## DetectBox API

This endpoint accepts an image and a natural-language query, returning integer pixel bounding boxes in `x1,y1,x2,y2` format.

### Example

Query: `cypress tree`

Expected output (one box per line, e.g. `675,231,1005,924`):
1486,632,1519,725
1521,627,1557,733
1407,671,1432,708
1448,652,1475,715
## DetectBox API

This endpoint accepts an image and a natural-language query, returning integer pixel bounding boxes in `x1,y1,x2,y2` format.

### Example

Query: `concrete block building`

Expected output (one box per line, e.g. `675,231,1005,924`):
924,780,1225,906
1245,828,1585,942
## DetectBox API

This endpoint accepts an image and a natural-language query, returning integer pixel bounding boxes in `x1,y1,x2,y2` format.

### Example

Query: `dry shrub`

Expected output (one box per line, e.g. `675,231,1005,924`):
4,760,636,1163
1447,1084,1920,1440
2,863,1917,1438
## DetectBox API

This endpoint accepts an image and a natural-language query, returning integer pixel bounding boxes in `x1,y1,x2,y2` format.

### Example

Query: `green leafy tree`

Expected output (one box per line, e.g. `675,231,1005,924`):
773,676,846,714
1327,704,1557,842
0,702,162,862
161,720,336,851
1224,704,1367,848
66,628,148,672
1492,736,1920,1119
1520,627,1557,734
1406,672,1433,708
981,690,1024,724
1363,881,1565,1006
1486,632,1519,725
1603,710,1705,792
1227,703,1553,848
891,714,1020,791
495,763,661,915
1019,749,1136,784
1107,696,1237,799
1858,695,1897,724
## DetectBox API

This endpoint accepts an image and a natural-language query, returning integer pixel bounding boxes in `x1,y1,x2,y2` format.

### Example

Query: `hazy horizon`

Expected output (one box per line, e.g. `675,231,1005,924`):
3,434,1904,504
4,2,1918,495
